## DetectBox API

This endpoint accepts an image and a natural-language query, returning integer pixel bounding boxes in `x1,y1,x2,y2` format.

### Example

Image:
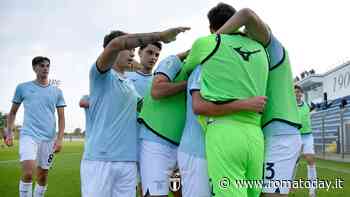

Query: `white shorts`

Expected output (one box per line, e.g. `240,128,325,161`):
177,151,211,197
19,135,54,170
263,134,302,194
301,134,315,154
80,160,137,197
139,140,177,196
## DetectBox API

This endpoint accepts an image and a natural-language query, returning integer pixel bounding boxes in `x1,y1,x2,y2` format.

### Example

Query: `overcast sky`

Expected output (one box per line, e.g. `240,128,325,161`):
1,0,350,131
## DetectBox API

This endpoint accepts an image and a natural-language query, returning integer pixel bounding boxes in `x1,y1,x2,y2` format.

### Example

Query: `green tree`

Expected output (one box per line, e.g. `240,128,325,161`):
73,128,82,136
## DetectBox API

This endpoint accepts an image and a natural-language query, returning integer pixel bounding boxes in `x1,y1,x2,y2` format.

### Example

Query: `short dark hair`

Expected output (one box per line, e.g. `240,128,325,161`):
207,3,237,32
103,30,127,48
32,56,50,66
294,84,304,93
140,42,162,51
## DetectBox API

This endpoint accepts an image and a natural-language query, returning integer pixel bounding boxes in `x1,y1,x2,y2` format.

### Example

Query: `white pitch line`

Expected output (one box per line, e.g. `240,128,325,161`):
0,160,17,164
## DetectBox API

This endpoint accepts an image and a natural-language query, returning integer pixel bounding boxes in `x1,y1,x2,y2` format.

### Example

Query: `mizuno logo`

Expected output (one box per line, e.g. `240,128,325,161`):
233,47,261,62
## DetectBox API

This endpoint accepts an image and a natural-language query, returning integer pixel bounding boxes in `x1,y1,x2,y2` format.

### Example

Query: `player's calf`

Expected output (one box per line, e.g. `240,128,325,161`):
20,160,36,197
36,167,49,186
304,154,316,166
21,160,36,182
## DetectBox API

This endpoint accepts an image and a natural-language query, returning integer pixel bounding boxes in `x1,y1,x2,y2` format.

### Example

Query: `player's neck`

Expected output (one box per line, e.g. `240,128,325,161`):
140,65,152,75
35,77,49,86
114,65,125,75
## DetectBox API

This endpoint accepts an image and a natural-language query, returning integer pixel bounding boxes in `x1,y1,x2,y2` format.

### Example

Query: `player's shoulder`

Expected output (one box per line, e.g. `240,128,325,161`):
17,81,35,89
193,34,217,45
305,102,311,109
48,84,63,94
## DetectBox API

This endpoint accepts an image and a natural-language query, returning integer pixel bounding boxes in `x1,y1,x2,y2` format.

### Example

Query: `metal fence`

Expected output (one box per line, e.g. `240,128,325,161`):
311,100,350,159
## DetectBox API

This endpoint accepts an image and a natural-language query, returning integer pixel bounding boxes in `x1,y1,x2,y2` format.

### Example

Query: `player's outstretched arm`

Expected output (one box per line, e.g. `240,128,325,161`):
97,27,190,72
4,103,20,146
192,91,267,116
151,75,187,100
54,107,65,153
216,8,270,46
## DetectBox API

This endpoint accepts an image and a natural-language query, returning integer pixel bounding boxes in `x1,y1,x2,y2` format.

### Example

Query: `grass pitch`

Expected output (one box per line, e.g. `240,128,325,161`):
0,141,349,196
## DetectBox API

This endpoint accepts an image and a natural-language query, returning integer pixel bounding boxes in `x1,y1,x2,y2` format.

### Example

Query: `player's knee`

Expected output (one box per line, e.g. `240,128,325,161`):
304,155,315,165
308,159,316,166
37,169,48,183
22,171,33,182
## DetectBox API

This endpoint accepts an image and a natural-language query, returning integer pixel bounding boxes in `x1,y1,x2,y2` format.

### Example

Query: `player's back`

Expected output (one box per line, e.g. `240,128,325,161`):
200,33,269,125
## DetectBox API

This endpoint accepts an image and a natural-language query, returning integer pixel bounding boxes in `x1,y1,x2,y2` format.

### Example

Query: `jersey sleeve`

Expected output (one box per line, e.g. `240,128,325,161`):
154,55,183,81
265,33,285,69
189,66,202,94
56,89,66,108
182,36,216,75
89,62,110,81
12,84,23,104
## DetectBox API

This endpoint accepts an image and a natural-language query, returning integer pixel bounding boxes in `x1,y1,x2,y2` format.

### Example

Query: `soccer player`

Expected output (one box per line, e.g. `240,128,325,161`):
125,42,162,196
4,56,66,197
217,7,303,197
138,51,189,197
178,63,267,197
295,85,316,197
81,27,189,197
182,3,269,197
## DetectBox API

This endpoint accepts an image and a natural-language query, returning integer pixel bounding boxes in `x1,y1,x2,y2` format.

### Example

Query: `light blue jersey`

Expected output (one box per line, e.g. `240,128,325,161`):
12,81,66,141
125,71,153,97
139,55,182,148
178,66,206,158
84,64,139,161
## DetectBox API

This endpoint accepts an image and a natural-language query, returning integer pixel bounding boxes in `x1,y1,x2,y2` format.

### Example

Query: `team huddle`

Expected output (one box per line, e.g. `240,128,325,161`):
3,3,317,197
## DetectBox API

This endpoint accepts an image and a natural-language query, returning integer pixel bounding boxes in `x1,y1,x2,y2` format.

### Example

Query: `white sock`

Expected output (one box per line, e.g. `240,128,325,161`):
34,183,47,197
19,181,32,197
307,165,317,194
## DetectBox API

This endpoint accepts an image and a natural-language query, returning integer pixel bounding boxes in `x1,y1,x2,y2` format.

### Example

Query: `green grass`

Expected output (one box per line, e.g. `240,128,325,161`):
0,141,349,197
0,141,83,197
291,158,350,196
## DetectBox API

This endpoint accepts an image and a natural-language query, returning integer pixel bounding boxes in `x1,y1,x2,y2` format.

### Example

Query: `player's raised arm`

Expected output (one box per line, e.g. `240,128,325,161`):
216,8,270,46
192,92,267,116
97,27,190,72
